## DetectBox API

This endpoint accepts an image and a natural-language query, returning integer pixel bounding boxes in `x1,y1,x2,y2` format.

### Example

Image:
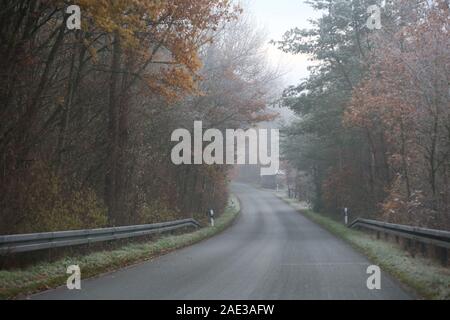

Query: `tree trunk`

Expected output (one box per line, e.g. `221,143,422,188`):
105,32,122,224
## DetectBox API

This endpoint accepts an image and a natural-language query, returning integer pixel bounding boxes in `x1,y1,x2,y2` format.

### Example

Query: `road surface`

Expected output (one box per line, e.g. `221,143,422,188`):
30,183,411,300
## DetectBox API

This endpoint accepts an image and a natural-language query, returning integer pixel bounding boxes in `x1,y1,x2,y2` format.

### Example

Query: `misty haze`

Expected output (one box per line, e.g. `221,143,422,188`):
0,0,449,305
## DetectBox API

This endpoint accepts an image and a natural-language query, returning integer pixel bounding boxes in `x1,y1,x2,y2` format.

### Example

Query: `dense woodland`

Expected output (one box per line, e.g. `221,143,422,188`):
1,0,448,235
0,1,279,233
278,0,450,229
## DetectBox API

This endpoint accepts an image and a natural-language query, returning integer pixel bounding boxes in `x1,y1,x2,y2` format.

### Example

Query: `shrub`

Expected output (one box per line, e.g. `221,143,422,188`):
0,161,107,234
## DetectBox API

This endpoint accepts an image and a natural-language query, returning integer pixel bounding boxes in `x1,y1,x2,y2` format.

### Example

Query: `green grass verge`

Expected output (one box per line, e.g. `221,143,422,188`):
276,193,450,300
0,195,240,300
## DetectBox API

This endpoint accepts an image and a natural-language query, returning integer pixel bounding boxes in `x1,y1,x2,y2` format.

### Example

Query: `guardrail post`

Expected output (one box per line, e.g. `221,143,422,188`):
420,242,427,257
403,238,411,251
438,247,448,267
411,240,417,258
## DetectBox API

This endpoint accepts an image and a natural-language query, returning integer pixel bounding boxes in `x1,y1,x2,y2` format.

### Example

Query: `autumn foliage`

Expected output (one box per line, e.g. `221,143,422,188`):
345,1,450,228
279,0,449,229
0,1,276,233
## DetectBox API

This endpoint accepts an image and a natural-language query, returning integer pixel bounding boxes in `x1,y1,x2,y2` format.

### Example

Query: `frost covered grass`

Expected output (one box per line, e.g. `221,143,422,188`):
0,195,240,299
276,193,450,300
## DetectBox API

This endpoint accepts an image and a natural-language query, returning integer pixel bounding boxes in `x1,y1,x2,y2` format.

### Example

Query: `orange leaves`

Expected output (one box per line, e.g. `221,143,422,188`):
143,66,199,103
343,0,450,226
76,0,238,101
345,0,450,144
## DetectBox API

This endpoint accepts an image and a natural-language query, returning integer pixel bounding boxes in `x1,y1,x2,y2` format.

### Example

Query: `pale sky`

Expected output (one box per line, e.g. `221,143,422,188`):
246,0,322,86
240,0,322,123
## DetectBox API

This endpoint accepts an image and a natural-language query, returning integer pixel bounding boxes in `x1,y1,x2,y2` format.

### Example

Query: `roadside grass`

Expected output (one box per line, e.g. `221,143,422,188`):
0,195,240,300
276,193,450,300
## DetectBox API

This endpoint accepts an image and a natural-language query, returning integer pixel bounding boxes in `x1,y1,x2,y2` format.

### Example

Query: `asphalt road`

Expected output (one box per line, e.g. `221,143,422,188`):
30,183,411,300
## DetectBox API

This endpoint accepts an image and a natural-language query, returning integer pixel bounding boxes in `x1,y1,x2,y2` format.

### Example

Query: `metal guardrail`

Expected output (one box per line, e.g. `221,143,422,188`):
349,218,450,249
0,218,201,254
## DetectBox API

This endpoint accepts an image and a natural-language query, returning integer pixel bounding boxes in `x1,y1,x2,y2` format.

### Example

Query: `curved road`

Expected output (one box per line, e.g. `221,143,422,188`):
31,183,411,300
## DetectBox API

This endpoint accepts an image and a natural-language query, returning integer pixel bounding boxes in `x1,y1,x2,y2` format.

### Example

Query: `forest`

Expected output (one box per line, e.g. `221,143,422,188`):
0,0,279,234
0,0,449,236
278,0,450,229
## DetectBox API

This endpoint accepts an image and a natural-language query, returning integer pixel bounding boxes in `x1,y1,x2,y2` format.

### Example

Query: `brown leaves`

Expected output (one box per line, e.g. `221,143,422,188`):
343,0,450,227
